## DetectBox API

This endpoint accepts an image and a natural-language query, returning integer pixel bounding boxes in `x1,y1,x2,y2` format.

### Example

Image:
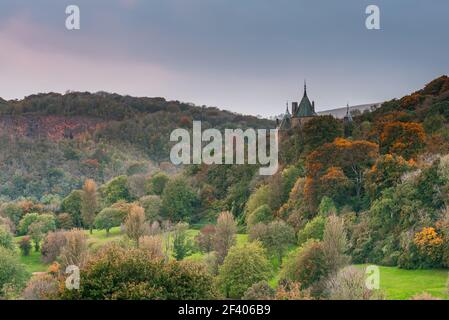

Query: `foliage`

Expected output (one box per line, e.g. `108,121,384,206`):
380,122,426,159
18,213,56,236
242,281,275,300
94,208,124,236
217,242,271,299
297,215,326,246
172,223,193,260
146,172,169,195
61,190,83,228
61,243,216,300
22,274,59,300
124,205,148,243
138,235,164,261
0,226,14,251
41,230,68,264
161,177,199,222
102,176,132,206
195,224,216,254
246,204,273,228
138,195,162,221
0,247,29,297
302,115,344,150
81,179,98,233
19,236,32,256
59,229,88,270
213,211,237,265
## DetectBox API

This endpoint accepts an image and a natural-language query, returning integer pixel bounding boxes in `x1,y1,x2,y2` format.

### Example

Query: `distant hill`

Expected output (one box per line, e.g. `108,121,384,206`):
318,103,382,119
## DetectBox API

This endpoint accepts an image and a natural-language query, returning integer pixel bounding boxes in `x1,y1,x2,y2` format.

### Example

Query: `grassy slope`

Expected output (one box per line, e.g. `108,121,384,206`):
15,230,448,300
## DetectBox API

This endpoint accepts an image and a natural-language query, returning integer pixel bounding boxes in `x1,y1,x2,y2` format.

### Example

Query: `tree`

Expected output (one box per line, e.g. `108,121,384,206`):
243,281,275,300
195,224,216,254
161,177,198,222
81,179,98,234
0,203,24,228
138,235,164,261
19,236,32,256
213,211,237,265
61,190,83,227
297,215,327,246
172,223,192,261
326,266,383,300
28,221,46,252
146,172,169,195
217,242,271,299
124,205,147,244
322,215,350,275
302,115,343,150
18,213,56,236
139,195,162,221
41,230,68,264
0,247,29,297
380,121,426,159
249,220,295,263
94,208,123,236
0,226,14,251
103,175,132,206
246,204,273,228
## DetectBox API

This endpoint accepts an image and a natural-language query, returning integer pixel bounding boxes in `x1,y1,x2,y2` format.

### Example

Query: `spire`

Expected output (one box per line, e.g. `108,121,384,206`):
304,80,307,96
286,101,290,115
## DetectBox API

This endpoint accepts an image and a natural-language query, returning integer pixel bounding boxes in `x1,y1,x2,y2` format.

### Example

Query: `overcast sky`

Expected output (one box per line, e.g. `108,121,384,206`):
0,0,448,116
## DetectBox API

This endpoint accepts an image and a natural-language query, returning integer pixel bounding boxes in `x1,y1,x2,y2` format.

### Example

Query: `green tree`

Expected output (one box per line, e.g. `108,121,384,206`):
81,179,98,234
61,190,83,227
18,213,56,236
94,208,124,236
0,203,24,228
246,204,273,228
302,115,343,150
0,247,29,297
0,226,14,251
103,175,132,206
146,172,169,195
161,177,198,222
217,242,271,299
172,223,192,260
297,215,327,246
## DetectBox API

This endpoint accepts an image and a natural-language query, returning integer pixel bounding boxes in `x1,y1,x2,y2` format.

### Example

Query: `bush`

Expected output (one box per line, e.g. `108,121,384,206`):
161,177,198,222
242,281,275,300
0,226,14,251
19,236,32,256
41,230,68,264
297,215,326,246
0,247,29,297
22,274,59,300
326,266,383,300
217,242,271,299
59,229,88,270
172,223,192,261
61,244,216,300
138,235,164,261
18,213,56,235
275,281,312,300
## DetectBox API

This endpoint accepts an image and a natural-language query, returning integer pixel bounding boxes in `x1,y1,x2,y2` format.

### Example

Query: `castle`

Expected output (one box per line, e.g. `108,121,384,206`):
276,82,317,130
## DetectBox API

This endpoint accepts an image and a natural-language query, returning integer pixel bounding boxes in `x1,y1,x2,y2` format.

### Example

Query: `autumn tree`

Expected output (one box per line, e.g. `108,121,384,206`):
302,115,343,150
213,211,237,265
124,205,148,244
195,224,216,254
81,179,98,234
380,122,426,159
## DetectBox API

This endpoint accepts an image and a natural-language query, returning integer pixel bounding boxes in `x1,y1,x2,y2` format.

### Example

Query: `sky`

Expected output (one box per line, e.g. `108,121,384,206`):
0,0,448,116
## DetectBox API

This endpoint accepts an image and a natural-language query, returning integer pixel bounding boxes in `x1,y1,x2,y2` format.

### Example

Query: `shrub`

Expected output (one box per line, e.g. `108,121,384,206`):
242,281,275,300
275,281,312,300
60,244,216,300
0,226,14,251
138,235,164,261
18,213,56,236
18,236,32,256
297,215,326,246
41,230,68,264
0,247,29,297
22,274,59,300
59,229,88,270
322,215,350,274
413,227,444,266
326,266,383,300
217,242,271,299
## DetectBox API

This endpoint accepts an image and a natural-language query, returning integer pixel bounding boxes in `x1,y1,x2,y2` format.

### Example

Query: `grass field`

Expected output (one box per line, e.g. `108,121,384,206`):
15,229,449,300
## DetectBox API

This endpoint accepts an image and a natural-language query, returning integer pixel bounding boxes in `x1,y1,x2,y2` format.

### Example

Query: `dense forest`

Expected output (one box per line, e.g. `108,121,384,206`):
1,76,449,300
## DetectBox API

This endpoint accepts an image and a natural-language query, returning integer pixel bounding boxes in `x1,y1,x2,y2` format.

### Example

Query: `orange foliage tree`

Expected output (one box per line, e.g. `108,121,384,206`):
380,122,426,159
